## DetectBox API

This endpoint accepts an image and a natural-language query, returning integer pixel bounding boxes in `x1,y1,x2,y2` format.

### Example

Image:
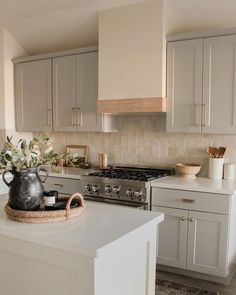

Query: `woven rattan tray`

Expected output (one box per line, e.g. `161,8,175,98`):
4,193,85,224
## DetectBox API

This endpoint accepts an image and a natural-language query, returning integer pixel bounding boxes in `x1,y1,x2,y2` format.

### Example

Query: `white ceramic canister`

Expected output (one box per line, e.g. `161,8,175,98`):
223,163,235,180
208,158,224,180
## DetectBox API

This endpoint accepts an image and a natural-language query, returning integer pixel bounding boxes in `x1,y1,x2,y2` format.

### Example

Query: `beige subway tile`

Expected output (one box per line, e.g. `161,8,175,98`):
37,116,236,169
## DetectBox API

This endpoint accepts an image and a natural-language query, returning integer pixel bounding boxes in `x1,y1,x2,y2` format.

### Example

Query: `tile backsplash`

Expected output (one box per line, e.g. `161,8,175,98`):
34,114,236,176
0,129,6,143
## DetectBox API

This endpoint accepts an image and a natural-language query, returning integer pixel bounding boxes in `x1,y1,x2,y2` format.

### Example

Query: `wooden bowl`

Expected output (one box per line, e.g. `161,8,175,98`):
176,163,202,179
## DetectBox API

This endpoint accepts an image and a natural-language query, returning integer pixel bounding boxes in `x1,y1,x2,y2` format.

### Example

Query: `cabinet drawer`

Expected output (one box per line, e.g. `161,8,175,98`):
44,177,82,195
152,188,230,214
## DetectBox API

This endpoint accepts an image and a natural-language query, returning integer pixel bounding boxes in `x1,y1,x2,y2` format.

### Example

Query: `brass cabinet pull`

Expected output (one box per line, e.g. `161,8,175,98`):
202,103,206,126
181,216,195,222
193,104,201,127
202,103,210,127
77,107,82,126
182,198,196,204
54,183,64,187
72,107,76,126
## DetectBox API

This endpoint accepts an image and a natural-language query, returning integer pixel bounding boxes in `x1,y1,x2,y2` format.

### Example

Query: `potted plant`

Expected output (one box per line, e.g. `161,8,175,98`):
0,133,77,211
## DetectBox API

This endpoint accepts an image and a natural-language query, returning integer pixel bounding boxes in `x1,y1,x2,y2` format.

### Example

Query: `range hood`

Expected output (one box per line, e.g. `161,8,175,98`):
97,97,166,114
98,1,166,115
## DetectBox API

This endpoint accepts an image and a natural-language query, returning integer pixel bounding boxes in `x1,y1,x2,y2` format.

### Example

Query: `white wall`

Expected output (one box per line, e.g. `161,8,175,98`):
164,0,236,35
0,28,5,130
3,29,26,130
2,29,32,142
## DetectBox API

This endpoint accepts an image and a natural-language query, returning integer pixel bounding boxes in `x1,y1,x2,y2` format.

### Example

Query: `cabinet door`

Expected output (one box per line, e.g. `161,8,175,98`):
203,35,236,134
0,178,8,195
152,206,188,269
53,55,77,132
43,177,82,195
15,60,52,132
187,211,229,277
166,39,203,133
76,52,103,131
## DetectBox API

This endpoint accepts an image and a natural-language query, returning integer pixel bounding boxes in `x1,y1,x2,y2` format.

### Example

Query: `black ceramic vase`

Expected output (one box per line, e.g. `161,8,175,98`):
2,167,48,211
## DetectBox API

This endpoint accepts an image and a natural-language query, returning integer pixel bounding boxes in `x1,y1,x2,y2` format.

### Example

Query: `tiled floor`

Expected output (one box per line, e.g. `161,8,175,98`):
157,270,236,295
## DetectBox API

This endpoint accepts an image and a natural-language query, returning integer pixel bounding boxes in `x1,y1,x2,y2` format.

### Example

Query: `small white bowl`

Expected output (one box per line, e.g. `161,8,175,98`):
176,163,202,179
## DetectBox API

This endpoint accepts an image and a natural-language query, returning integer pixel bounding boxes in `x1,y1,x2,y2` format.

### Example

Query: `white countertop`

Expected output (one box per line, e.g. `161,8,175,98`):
41,166,95,179
151,176,236,195
0,166,95,180
0,195,163,258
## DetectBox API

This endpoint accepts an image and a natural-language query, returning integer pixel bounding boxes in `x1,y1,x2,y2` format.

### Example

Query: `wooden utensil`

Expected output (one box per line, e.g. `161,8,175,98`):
207,146,227,158
218,147,226,158
207,146,215,158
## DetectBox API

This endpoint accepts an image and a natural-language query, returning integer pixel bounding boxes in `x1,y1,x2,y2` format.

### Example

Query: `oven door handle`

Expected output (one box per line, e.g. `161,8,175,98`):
83,196,148,209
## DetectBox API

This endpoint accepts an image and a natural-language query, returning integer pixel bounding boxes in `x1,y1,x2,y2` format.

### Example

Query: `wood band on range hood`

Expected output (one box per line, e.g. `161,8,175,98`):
97,97,166,114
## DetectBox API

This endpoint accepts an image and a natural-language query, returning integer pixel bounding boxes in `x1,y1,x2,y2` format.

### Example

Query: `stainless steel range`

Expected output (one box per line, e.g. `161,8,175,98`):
81,166,174,210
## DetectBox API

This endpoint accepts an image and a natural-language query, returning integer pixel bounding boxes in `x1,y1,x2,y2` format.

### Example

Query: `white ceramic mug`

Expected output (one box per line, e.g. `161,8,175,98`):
208,158,224,180
223,163,235,180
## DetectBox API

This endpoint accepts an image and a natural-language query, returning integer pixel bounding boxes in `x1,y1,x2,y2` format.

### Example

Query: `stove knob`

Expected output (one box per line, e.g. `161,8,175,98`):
84,184,91,192
126,189,133,197
134,190,142,198
92,185,100,193
105,185,112,193
112,185,120,194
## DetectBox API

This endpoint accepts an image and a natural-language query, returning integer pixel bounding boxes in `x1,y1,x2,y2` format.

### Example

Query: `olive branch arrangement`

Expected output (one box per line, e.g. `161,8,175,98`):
0,133,77,171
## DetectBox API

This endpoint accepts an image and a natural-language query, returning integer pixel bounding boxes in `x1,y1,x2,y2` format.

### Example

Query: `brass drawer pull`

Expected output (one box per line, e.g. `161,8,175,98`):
180,217,186,221
189,218,195,222
182,198,196,203
193,104,201,127
54,184,64,188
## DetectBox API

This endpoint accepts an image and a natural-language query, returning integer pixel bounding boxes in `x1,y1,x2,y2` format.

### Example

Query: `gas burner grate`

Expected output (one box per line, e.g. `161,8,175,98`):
88,167,174,182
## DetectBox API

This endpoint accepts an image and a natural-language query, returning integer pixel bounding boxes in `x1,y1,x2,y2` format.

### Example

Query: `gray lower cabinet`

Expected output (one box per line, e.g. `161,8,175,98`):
43,176,82,195
152,187,235,278
154,206,188,269
15,59,52,132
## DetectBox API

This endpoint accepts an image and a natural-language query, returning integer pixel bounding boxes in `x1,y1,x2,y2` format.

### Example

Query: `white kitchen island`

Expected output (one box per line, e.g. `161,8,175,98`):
0,195,163,295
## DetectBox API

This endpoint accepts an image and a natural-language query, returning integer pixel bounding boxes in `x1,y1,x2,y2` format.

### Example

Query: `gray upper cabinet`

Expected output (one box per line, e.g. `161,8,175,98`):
166,39,203,133
77,52,103,132
53,52,100,132
202,35,236,134
52,51,115,132
167,34,236,134
14,48,116,133
15,59,52,132
53,55,77,132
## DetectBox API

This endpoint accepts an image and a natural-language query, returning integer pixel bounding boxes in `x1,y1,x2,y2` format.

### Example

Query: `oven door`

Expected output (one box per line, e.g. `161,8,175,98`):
84,196,148,210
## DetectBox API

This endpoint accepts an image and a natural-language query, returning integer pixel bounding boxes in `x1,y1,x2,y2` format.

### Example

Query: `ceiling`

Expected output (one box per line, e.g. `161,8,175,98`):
2,0,146,54
3,0,236,55
164,0,236,35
